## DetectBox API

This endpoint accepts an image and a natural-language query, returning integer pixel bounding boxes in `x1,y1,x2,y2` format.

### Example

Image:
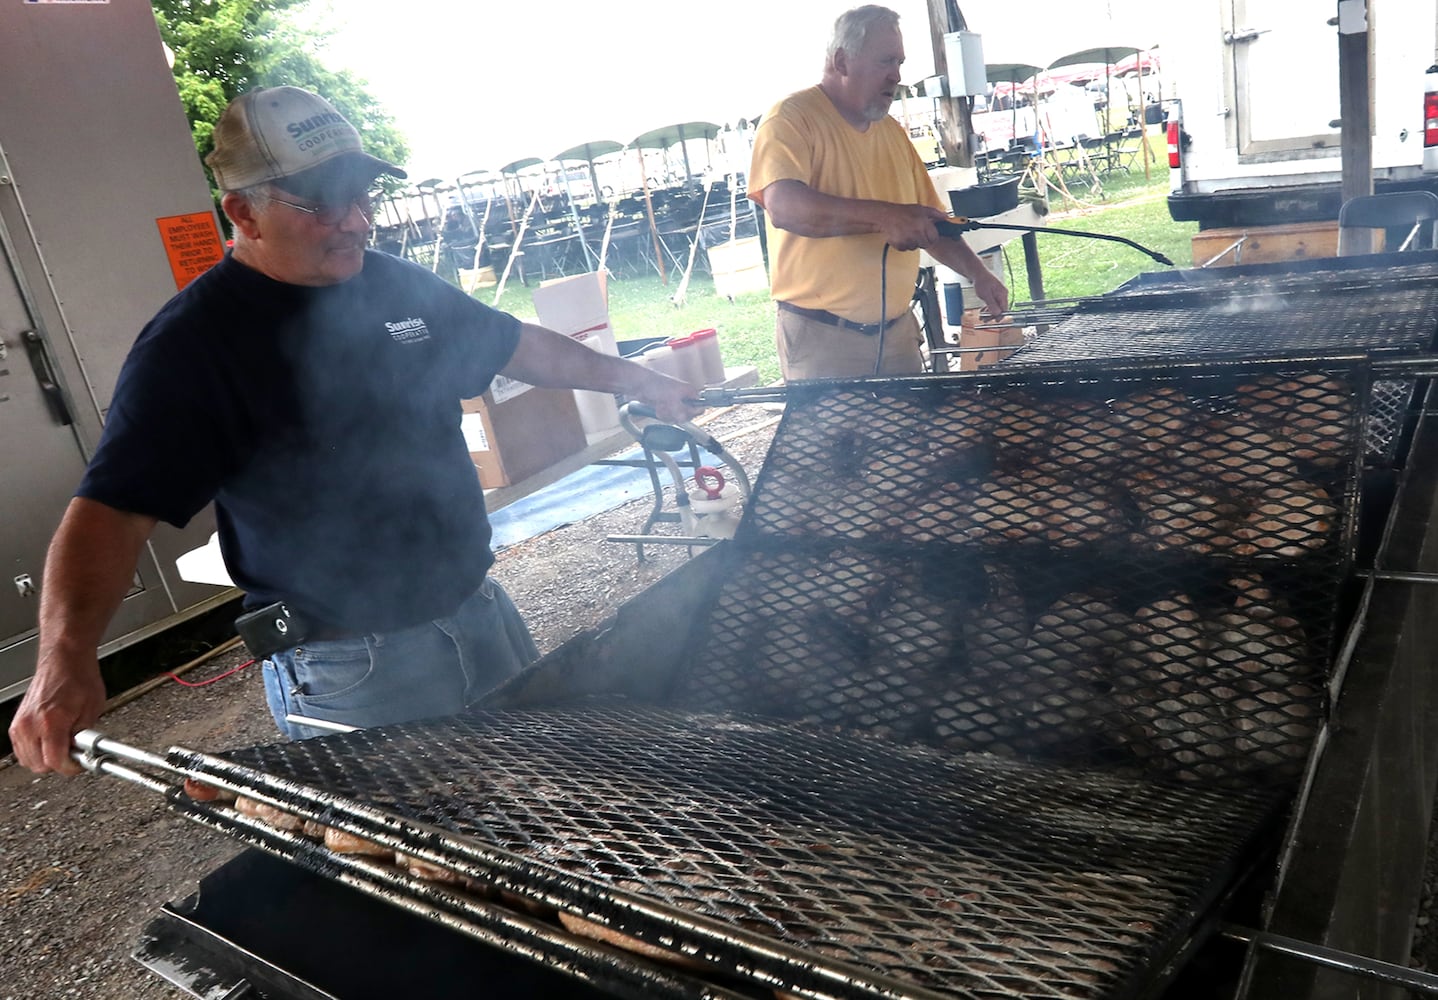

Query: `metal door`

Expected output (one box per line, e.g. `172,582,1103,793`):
1228,0,1344,157
0,222,89,684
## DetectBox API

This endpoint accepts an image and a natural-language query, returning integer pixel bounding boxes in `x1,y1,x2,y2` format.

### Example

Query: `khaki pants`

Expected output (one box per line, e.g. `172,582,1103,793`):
775,308,925,380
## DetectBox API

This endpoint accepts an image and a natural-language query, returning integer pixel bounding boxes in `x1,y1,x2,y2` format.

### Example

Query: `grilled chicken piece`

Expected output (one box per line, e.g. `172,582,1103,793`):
802,550,899,624
395,852,466,885
1108,578,1323,780
558,912,714,972
1233,375,1354,467
967,474,1125,547
1130,483,1245,555
182,779,236,802
988,392,1053,466
887,482,978,544
1046,399,1134,471
234,795,305,831
1107,386,1195,455
1233,481,1337,558
870,582,962,674
323,825,392,857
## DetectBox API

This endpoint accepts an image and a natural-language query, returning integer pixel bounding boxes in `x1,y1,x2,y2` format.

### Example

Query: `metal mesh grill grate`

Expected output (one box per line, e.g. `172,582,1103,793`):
1015,273,1438,364
675,367,1363,784
1366,379,1417,463
1103,257,1438,302
1008,271,1436,466
203,705,1282,1000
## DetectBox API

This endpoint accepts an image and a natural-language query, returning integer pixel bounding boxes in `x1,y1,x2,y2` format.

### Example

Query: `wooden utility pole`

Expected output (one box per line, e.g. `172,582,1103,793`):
1337,0,1373,205
924,0,975,168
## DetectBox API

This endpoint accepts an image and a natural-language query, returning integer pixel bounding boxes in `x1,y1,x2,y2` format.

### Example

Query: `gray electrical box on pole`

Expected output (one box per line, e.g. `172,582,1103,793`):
0,2,236,701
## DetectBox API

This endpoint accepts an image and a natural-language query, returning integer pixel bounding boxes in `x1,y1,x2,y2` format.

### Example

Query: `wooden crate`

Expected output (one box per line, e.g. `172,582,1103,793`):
1191,220,1339,267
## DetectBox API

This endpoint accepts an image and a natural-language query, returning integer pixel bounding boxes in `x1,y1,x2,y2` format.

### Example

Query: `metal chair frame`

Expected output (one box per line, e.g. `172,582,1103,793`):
1337,190,1438,255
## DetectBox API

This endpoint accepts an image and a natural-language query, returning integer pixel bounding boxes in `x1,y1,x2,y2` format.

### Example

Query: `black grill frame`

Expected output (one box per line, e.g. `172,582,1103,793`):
132,249,1438,999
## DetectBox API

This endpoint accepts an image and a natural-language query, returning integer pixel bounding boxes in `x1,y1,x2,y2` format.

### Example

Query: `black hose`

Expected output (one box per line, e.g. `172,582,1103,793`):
935,218,1175,267
875,243,891,376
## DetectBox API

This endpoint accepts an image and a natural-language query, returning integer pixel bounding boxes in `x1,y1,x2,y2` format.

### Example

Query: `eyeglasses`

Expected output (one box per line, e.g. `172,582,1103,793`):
266,189,376,226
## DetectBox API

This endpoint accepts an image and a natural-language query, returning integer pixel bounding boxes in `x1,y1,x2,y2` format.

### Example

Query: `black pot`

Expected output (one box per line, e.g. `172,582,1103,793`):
948,175,1020,218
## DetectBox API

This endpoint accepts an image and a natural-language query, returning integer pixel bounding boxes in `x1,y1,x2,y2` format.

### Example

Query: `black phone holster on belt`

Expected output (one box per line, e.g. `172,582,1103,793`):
234,602,312,659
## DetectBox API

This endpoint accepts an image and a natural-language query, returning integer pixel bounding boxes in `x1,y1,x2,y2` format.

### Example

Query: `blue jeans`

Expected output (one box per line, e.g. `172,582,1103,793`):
261,577,538,740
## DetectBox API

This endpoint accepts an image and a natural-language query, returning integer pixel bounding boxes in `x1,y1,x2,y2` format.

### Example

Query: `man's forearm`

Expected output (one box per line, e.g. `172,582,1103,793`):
927,235,988,283
504,324,660,396
501,324,699,423
927,235,1010,317
762,180,891,238
36,498,156,664
10,497,155,774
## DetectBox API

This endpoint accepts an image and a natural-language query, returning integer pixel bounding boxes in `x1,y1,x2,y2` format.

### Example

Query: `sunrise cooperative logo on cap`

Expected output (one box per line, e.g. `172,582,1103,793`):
286,110,355,154
385,317,431,345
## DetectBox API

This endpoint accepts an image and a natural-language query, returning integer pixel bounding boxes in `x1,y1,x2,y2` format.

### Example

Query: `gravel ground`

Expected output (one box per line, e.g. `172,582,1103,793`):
4,400,1438,997
0,403,778,1000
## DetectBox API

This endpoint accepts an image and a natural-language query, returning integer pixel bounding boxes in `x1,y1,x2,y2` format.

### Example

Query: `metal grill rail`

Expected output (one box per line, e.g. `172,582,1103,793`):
183,705,1283,1000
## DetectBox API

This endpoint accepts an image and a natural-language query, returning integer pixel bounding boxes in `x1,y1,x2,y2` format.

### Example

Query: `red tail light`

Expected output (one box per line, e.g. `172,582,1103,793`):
1167,120,1181,168
1426,89,1438,148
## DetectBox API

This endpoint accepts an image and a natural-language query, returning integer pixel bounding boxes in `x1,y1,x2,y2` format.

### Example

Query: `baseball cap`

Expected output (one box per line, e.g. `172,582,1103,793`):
205,86,406,193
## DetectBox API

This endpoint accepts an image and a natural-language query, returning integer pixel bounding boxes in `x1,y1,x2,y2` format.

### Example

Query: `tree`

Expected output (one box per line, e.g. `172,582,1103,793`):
153,0,408,192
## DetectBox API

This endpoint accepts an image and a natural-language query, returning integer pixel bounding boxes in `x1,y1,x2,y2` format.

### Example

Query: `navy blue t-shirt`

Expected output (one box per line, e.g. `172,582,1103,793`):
79,250,522,632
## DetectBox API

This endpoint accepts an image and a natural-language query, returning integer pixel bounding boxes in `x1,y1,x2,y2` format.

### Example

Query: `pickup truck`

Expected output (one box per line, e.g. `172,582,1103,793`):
1163,0,1438,229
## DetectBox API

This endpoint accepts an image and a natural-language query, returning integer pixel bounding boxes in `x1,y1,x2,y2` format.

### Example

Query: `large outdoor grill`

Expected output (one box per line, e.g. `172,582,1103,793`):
82,251,1438,999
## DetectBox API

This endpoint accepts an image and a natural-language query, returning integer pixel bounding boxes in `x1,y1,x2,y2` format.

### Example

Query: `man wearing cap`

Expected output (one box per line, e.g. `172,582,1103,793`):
9,87,698,774
749,5,1009,379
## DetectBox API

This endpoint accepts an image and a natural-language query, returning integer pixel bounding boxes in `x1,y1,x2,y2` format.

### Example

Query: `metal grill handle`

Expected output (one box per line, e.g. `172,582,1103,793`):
72,729,183,794
1224,924,1438,995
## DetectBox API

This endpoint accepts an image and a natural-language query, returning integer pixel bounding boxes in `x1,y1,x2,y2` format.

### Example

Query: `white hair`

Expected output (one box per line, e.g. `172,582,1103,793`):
826,5,901,70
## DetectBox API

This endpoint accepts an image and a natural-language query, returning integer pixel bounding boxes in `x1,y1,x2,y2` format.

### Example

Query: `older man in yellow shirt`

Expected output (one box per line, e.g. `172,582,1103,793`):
749,4,1009,380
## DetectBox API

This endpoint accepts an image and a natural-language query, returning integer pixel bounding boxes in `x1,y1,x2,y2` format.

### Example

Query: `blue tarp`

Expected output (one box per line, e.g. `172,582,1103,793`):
488,441,735,549
488,448,656,550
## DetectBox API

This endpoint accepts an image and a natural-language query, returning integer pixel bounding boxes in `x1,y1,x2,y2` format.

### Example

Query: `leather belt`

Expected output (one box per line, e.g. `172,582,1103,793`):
303,623,363,644
776,300,906,337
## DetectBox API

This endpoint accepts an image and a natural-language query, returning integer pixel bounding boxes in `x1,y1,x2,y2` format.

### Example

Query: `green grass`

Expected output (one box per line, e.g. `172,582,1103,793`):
1003,193,1197,304
479,136,1191,385
1000,134,1196,303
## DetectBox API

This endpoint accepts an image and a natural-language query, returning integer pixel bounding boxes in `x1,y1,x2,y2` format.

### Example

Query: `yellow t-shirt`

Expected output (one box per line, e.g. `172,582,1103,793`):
748,86,945,325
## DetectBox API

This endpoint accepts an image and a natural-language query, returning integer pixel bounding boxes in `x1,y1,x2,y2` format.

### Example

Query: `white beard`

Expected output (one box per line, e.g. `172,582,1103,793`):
860,98,890,123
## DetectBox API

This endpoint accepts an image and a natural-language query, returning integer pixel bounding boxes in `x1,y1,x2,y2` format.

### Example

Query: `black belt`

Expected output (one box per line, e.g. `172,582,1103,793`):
776,300,906,337
304,622,363,644
235,601,362,658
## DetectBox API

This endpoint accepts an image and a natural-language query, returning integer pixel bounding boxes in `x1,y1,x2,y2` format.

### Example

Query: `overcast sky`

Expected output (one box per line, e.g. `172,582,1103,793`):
304,0,1175,180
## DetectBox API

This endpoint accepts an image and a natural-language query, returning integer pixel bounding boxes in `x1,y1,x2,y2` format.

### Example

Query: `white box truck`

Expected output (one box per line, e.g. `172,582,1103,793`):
1161,0,1438,230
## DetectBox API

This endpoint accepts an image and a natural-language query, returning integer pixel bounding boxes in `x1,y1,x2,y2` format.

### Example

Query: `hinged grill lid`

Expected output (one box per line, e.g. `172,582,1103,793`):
689,361,1366,785
185,704,1284,1000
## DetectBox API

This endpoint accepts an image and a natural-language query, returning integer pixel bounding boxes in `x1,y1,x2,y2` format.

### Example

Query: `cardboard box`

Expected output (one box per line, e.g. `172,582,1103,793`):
461,376,588,490
958,308,1024,371
1191,220,1339,267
